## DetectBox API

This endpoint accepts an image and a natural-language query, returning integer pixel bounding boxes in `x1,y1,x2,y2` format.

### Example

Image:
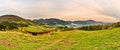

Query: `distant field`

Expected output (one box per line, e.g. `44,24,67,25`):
25,26,56,33
0,28,120,50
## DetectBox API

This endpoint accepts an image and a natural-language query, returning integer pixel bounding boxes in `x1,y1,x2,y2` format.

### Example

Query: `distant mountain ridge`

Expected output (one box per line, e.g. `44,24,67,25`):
33,18,108,25
0,15,110,27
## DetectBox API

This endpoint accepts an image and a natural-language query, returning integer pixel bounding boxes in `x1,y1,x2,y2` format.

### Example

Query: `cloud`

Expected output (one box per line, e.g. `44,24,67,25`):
0,0,119,22
95,0,120,19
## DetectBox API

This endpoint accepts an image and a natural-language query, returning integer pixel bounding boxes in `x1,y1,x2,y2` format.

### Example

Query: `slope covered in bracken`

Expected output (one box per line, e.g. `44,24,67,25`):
0,15,35,25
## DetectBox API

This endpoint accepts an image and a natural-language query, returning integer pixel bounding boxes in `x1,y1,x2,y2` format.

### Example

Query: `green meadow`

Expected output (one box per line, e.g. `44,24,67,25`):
0,27,120,50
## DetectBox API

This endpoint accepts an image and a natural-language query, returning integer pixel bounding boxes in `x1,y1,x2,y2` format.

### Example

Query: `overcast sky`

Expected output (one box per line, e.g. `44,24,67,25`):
0,0,120,22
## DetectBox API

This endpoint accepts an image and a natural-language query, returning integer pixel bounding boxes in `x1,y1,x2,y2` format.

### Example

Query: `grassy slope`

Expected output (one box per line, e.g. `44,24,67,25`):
0,28,120,50
25,26,56,33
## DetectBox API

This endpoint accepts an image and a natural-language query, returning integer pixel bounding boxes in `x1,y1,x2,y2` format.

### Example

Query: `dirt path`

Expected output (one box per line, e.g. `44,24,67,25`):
36,39,62,50
0,40,18,48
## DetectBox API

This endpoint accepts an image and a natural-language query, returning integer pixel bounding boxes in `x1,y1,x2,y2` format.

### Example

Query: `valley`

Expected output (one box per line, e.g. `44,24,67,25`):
0,15,120,50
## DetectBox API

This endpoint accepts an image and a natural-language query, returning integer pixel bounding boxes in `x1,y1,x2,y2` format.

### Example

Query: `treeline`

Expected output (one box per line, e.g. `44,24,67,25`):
0,22,28,31
56,26,75,31
78,22,120,31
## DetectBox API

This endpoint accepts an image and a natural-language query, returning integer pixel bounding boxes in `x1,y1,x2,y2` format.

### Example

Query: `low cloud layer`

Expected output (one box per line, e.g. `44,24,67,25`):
0,0,120,22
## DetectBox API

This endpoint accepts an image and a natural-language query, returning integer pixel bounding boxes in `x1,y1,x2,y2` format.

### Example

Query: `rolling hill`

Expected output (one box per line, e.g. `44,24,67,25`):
0,15,35,25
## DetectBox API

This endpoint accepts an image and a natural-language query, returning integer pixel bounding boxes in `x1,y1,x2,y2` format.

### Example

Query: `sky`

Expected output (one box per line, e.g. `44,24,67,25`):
0,0,120,22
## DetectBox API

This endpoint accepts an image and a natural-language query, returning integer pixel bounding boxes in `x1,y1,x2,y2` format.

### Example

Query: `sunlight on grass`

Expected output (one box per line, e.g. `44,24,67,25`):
0,28,120,50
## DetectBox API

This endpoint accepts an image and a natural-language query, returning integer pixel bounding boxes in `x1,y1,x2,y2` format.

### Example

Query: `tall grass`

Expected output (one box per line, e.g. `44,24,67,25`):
0,28,120,50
